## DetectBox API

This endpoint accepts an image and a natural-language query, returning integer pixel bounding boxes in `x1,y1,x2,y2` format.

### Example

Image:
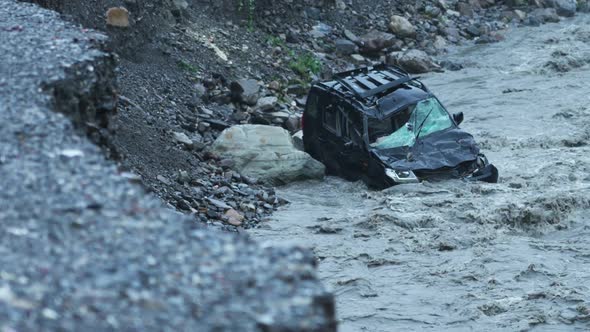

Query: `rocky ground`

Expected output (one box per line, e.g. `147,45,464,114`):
0,1,334,330
26,0,590,229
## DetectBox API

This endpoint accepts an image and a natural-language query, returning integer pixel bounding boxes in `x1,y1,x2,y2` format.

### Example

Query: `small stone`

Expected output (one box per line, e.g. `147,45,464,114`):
256,96,278,112
172,0,189,10
173,132,193,146
157,175,171,186
59,149,84,158
42,308,59,320
106,7,130,28
268,81,281,91
389,15,416,38
224,208,245,226
207,197,231,210
334,39,358,56
350,54,366,63
309,22,333,39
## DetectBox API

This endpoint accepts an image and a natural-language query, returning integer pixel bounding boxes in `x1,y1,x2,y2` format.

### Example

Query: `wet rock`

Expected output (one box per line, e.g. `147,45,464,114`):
310,23,333,39
433,35,447,51
350,54,366,63
285,116,301,133
210,125,325,185
387,49,441,74
389,15,416,38
256,96,278,112
547,0,577,17
172,0,189,11
457,3,475,17
173,131,193,147
207,197,231,210
529,8,560,23
292,130,304,151
343,29,360,44
230,79,260,106
157,175,172,185
334,39,358,56
224,208,245,226
106,7,130,27
304,7,321,20
514,9,527,21
359,30,396,54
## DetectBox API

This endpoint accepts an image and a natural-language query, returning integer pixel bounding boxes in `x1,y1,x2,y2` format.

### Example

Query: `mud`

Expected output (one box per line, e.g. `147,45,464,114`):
250,17,590,331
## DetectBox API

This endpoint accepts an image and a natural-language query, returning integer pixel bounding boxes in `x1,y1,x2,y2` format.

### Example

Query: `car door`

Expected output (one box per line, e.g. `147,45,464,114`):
336,104,367,180
317,98,344,174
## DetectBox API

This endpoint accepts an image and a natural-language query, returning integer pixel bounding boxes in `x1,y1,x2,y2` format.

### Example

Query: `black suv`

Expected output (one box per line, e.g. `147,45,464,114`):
302,64,498,188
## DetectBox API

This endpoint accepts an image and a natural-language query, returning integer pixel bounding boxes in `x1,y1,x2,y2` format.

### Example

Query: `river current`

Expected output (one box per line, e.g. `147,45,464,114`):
251,15,590,332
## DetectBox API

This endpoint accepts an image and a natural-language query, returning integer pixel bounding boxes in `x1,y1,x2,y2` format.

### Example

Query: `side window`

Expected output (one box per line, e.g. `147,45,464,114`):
323,104,340,135
305,92,319,117
347,109,363,143
339,107,350,139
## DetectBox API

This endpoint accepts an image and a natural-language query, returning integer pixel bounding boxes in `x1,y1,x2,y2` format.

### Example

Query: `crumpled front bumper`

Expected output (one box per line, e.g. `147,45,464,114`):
468,164,499,183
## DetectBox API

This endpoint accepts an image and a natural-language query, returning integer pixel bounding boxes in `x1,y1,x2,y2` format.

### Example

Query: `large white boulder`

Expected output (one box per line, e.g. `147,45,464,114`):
210,125,325,185
389,15,416,38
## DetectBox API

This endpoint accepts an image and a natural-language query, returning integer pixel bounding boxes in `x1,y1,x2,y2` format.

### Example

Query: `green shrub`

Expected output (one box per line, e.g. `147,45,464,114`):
289,52,322,81
177,60,199,74
237,0,256,29
267,35,286,48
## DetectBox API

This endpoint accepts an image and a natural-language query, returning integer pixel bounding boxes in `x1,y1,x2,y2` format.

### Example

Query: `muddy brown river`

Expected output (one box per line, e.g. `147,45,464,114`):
251,16,590,331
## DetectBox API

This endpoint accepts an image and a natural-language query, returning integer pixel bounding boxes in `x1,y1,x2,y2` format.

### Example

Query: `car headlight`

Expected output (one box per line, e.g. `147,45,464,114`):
385,169,419,184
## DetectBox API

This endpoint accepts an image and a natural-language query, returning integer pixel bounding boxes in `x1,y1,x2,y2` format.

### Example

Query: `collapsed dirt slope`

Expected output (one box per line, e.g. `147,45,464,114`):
251,15,590,332
0,1,334,330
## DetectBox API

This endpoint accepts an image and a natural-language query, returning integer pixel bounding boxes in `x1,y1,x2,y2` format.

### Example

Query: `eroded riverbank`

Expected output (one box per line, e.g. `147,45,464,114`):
250,15,590,331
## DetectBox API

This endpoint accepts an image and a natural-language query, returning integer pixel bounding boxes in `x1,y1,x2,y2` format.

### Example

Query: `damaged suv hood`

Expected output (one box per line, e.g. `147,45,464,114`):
374,129,480,171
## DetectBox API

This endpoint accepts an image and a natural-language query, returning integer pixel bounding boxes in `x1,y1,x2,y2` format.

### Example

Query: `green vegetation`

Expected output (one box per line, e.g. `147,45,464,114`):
288,51,323,81
267,35,286,48
237,0,256,29
177,60,199,74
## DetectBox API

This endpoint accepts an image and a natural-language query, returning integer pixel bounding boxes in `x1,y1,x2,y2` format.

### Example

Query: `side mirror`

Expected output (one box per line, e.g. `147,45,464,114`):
453,112,464,126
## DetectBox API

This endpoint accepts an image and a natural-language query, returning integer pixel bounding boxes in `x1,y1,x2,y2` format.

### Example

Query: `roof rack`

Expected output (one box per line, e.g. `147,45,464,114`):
332,64,413,100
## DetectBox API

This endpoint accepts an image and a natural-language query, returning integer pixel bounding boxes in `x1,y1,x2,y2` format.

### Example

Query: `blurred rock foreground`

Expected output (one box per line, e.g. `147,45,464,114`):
0,0,335,330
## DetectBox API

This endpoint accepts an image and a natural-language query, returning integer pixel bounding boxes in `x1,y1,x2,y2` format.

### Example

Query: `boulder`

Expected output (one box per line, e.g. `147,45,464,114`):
528,8,560,23
547,0,577,17
229,79,260,106
210,125,325,185
386,49,441,74
388,15,416,38
255,96,278,112
359,30,396,54
334,39,358,55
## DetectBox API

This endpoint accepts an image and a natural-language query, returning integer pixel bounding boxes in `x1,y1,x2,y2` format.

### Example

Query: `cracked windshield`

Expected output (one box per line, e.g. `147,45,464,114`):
370,97,454,149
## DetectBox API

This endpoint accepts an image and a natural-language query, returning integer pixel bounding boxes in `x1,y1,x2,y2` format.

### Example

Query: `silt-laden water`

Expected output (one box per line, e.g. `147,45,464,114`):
251,16,590,332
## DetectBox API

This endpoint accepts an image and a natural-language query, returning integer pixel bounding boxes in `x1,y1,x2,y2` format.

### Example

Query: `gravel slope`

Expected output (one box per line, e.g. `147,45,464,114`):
0,1,334,330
